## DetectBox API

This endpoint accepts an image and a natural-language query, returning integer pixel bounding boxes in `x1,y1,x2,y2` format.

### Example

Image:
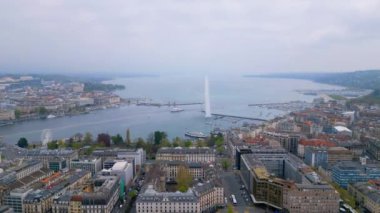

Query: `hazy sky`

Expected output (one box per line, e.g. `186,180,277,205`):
1,0,380,75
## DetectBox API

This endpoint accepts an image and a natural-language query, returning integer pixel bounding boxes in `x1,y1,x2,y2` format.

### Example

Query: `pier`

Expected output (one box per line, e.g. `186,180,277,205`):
211,113,268,122
248,102,292,107
248,101,313,112
136,102,203,107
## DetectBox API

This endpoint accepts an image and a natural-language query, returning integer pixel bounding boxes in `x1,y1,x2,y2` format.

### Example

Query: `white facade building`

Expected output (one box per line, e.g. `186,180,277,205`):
110,161,134,186
117,148,146,167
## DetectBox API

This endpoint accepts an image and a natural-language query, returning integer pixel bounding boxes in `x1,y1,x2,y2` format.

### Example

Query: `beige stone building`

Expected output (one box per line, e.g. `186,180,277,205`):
156,147,215,163
193,181,224,212
0,110,15,120
327,147,353,165
136,185,201,213
23,170,91,213
348,181,380,213
283,184,340,213
51,175,120,213
164,161,205,180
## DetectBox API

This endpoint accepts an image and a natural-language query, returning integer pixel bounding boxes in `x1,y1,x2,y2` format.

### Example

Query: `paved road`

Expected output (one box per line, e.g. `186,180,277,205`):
220,171,271,213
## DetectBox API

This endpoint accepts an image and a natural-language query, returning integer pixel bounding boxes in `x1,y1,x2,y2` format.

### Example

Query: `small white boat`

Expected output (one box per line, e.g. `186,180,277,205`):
47,114,56,119
170,107,184,113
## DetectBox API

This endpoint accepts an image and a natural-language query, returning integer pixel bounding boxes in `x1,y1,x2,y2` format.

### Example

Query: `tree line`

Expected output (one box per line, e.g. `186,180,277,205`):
16,130,225,159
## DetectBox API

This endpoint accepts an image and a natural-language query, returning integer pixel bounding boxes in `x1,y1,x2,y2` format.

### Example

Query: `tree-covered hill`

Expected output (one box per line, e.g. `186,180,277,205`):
246,70,380,90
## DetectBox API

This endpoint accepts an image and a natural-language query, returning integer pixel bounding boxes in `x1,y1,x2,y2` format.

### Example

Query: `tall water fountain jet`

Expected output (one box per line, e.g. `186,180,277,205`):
41,129,52,149
204,76,211,118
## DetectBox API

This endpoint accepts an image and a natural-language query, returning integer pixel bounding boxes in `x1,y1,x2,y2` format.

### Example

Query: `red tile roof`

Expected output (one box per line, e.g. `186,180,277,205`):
299,139,336,147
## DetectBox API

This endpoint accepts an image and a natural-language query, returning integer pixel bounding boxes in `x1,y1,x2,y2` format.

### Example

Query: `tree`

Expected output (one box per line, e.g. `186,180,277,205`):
172,137,182,147
72,142,83,150
126,129,132,147
176,164,193,192
14,109,21,119
97,133,111,147
206,138,215,147
83,132,93,144
154,131,168,145
37,106,48,116
196,140,206,147
221,158,231,170
184,140,192,147
17,137,28,148
67,138,74,148
135,138,146,149
216,146,224,155
58,140,66,148
209,133,224,148
111,134,124,145
215,137,224,147
128,190,138,199
227,204,234,213
160,138,172,148
147,132,154,144
84,145,96,155
47,141,59,150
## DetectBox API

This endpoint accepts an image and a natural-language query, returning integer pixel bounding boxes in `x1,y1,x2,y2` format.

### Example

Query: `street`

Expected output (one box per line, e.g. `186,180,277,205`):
218,131,273,213
219,170,271,213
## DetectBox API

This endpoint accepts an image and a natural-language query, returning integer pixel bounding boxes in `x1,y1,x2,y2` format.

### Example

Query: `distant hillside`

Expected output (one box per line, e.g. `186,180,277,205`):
246,70,380,90
350,89,380,105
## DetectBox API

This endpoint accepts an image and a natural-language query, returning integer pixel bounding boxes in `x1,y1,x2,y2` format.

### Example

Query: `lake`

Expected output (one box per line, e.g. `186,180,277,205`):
0,75,343,144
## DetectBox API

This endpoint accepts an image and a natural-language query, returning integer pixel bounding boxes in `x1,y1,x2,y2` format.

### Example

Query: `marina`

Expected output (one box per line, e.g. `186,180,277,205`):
248,101,314,112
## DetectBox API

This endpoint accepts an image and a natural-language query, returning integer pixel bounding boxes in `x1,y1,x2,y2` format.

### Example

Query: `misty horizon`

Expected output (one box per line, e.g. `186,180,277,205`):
1,1,380,75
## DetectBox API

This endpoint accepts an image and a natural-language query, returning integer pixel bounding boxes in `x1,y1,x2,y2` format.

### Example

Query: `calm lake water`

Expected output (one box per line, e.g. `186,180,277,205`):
0,75,343,144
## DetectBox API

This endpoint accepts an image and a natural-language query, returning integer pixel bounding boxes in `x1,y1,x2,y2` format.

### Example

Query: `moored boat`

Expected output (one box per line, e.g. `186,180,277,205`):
170,107,184,113
185,131,207,139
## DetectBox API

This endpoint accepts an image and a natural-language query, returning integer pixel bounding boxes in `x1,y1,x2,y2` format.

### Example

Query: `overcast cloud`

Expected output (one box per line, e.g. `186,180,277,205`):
1,0,380,75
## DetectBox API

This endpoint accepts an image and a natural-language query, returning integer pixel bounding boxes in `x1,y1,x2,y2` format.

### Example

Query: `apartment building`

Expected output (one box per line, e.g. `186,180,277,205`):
24,149,78,168
156,147,215,163
136,185,201,213
3,188,33,213
239,148,339,212
23,170,91,213
105,161,134,186
70,158,102,176
327,147,353,166
164,161,205,180
52,174,120,213
93,148,146,167
348,180,380,213
367,138,380,161
193,181,224,212
332,162,380,188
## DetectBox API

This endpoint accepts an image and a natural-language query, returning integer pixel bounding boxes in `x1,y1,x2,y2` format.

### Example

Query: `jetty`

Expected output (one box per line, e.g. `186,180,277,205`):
136,102,203,107
248,101,313,112
211,113,267,122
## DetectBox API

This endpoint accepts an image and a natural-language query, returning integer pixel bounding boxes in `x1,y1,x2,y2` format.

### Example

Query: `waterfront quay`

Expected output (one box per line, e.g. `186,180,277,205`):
0,75,123,125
